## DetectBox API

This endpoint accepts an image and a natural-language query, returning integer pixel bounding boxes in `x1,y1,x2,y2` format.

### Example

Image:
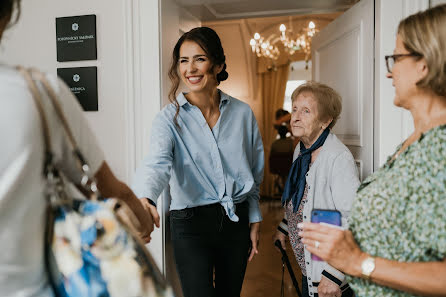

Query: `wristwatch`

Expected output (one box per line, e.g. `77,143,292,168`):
361,256,375,279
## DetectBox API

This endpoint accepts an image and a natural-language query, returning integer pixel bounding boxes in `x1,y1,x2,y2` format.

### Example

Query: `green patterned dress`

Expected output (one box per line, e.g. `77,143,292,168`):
346,125,446,297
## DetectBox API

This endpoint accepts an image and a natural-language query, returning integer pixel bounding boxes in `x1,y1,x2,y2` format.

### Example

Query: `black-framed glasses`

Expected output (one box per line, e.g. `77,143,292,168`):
385,53,422,73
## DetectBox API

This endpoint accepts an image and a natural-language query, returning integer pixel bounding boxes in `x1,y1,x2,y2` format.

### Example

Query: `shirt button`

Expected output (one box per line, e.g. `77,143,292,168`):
308,277,311,280
304,216,307,219
310,293,313,295
308,186,311,189
306,262,309,265
309,285,312,288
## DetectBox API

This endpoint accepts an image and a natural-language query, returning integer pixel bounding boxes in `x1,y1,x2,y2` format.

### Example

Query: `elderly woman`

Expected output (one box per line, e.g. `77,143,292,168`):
274,82,360,297
299,4,446,297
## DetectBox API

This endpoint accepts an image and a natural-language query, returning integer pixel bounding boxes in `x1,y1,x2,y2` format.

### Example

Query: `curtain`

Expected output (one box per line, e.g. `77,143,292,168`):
258,63,290,197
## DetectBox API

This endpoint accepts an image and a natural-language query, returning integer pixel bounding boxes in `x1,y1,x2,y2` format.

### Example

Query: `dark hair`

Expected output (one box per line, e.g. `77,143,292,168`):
277,125,289,139
275,108,289,120
0,0,21,27
168,27,228,127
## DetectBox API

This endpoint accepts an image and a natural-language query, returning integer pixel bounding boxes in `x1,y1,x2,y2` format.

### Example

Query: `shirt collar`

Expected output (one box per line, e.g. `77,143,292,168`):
219,90,230,107
177,92,189,107
177,89,231,109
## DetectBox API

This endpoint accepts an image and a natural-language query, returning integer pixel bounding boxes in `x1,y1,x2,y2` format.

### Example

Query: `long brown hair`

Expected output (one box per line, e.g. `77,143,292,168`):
168,27,228,127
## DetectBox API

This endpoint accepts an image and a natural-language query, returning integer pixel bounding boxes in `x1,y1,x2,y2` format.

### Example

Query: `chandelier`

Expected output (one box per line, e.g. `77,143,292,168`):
249,32,280,60
249,21,319,69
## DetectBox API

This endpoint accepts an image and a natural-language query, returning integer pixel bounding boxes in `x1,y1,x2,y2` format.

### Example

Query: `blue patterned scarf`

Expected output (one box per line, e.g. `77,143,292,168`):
281,128,330,212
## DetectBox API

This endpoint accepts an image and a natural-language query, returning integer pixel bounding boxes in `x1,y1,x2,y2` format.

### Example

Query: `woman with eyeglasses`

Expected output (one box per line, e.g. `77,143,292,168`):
299,4,446,297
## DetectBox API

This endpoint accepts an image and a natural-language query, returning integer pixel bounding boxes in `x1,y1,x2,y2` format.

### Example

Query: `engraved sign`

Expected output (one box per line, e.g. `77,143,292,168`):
56,15,97,62
57,67,98,111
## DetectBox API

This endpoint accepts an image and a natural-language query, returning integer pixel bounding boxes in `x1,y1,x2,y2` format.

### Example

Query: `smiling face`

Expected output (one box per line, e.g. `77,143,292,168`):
386,34,427,109
178,40,222,94
291,91,331,147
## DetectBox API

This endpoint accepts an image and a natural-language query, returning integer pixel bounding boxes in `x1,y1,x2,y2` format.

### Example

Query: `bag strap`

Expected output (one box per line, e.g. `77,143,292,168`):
17,66,54,173
30,69,79,153
17,66,98,198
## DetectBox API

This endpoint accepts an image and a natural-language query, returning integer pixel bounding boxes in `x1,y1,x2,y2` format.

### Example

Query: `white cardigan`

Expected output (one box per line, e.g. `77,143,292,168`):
278,133,360,295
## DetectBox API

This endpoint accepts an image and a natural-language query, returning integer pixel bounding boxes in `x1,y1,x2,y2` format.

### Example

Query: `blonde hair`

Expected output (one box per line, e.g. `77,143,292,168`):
398,4,446,97
291,81,342,129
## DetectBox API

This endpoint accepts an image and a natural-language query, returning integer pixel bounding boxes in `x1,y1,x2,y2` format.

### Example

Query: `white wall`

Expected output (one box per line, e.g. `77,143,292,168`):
431,0,446,5
374,0,429,167
0,0,164,268
0,0,161,183
289,60,312,81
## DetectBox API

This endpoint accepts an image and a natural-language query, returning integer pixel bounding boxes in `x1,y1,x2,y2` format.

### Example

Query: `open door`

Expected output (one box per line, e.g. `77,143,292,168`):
312,0,374,180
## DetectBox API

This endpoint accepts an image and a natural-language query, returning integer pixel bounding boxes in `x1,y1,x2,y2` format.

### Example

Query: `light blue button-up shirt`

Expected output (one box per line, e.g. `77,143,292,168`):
132,90,264,223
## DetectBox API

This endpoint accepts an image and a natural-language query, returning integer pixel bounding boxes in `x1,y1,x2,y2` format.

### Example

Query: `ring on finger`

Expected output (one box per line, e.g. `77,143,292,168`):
315,240,320,249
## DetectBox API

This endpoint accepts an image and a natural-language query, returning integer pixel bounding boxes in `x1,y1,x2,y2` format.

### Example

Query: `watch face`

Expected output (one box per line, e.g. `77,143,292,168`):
362,258,375,275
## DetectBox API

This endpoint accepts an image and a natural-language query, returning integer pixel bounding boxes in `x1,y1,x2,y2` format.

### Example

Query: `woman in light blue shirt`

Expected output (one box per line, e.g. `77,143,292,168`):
132,27,264,297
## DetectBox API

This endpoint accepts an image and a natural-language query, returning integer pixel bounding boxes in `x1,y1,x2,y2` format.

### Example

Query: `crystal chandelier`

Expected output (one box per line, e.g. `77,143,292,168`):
250,21,319,69
249,33,280,60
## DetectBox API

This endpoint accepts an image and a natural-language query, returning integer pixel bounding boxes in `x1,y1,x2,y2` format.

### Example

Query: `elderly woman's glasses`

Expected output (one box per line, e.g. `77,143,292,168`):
385,53,422,73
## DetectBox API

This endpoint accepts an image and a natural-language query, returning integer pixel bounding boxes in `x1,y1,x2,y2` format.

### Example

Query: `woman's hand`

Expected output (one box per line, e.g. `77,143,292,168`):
318,276,341,297
140,198,160,228
298,222,365,277
94,162,155,243
273,229,287,252
248,222,260,262
125,198,155,243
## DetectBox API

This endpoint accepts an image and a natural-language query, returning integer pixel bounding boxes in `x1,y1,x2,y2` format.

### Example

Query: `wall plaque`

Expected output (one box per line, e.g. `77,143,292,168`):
56,15,97,62
57,67,98,111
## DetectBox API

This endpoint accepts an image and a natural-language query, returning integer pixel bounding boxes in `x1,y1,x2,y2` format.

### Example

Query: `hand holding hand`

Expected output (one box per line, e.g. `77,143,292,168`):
125,198,154,243
140,198,160,228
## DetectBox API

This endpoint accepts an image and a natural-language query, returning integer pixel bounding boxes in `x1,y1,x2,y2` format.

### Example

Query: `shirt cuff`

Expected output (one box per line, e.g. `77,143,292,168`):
145,198,157,207
248,199,263,223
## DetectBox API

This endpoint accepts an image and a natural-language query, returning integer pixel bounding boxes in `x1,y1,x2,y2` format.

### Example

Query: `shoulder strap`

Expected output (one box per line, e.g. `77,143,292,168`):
29,68,90,169
17,66,98,198
16,66,53,172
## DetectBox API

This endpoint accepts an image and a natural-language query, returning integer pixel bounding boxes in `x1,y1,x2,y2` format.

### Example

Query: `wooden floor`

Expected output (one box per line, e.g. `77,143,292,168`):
241,199,303,297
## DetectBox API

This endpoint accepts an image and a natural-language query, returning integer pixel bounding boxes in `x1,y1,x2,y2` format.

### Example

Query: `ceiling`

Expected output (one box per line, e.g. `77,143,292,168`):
175,0,360,21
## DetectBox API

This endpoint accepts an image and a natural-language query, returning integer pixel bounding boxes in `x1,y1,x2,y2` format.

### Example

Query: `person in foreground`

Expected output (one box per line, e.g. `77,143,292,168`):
0,1,154,296
299,4,446,297
273,82,360,297
132,27,264,297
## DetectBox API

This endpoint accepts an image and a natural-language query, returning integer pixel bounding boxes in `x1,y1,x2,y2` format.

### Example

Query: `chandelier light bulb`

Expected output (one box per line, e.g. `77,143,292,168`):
254,33,260,40
250,39,256,46
261,43,267,49
279,24,286,32
309,21,315,29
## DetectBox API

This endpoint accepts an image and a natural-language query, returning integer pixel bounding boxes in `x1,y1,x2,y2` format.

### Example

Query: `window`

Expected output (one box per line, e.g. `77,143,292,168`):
283,80,306,112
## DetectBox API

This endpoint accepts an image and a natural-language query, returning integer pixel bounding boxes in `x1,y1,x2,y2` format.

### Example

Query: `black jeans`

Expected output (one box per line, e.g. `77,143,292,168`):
170,202,251,297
